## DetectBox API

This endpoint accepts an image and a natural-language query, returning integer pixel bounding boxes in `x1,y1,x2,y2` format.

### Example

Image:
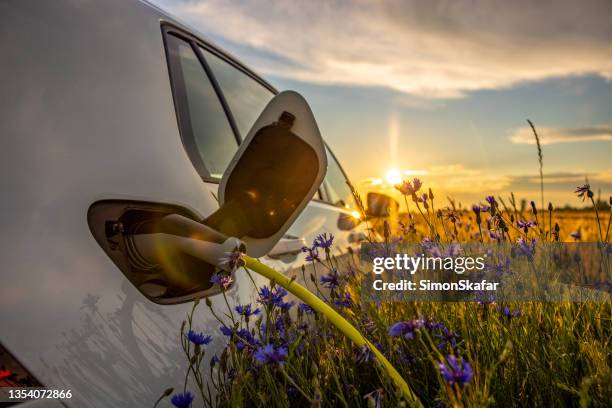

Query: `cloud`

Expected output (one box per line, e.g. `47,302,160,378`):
510,126,612,145
152,0,612,98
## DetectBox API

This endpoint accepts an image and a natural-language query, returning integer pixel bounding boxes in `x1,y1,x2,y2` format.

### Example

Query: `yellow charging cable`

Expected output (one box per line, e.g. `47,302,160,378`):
243,256,422,407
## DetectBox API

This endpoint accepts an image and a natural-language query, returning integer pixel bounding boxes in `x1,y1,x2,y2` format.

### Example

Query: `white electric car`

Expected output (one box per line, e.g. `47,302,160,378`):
0,0,368,406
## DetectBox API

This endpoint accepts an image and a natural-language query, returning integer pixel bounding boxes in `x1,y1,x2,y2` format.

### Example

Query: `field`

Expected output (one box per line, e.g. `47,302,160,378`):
158,181,611,408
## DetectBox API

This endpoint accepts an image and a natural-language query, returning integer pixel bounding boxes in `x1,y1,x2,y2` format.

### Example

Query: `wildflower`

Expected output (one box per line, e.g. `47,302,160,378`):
219,325,233,336
254,343,288,365
313,233,334,250
485,196,496,207
301,245,320,262
320,269,341,290
395,178,422,196
257,286,293,309
575,183,593,201
235,304,261,318
445,210,458,223
334,292,353,308
298,302,315,314
472,204,481,215
210,273,233,290
363,389,383,408
388,319,422,340
210,355,219,368
438,355,473,387
570,228,582,240
517,219,536,230
502,306,521,319
217,248,245,271
170,392,194,408
235,328,259,351
435,327,460,350
513,237,536,260
356,345,375,364
186,330,212,346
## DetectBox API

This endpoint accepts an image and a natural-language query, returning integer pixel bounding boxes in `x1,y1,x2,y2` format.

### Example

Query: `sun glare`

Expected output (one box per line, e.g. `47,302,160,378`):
384,169,402,185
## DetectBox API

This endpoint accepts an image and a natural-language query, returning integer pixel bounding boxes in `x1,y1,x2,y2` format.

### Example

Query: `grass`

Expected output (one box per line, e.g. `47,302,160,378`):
157,135,612,408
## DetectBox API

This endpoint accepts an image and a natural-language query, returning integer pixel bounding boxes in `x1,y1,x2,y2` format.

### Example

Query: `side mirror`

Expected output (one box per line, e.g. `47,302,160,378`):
367,192,399,218
205,91,327,257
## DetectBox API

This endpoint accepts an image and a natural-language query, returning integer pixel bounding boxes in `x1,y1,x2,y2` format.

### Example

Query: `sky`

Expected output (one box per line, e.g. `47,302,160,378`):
150,0,612,207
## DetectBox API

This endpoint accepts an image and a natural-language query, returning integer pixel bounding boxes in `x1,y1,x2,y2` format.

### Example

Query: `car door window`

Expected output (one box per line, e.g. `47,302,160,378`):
165,34,238,179
202,48,275,139
322,147,356,209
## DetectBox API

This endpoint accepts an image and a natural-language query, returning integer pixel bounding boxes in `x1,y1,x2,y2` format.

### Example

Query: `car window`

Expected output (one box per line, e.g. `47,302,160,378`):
322,147,356,209
165,34,238,179
202,48,275,138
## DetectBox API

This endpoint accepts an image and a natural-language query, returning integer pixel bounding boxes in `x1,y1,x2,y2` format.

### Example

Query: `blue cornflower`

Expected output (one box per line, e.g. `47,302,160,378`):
186,330,212,346
235,328,259,351
301,245,320,262
334,292,352,308
219,325,233,336
517,219,536,229
257,286,293,309
171,392,194,408
210,272,233,290
313,233,334,250
235,304,261,318
388,319,422,340
210,355,219,368
513,237,536,260
438,355,473,386
485,196,496,207
298,303,315,314
435,327,460,350
502,306,521,319
320,269,341,289
570,228,582,240
575,183,593,201
356,345,375,364
254,343,288,365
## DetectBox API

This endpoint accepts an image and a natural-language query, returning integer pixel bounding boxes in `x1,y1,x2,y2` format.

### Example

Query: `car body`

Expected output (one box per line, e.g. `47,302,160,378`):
0,0,365,406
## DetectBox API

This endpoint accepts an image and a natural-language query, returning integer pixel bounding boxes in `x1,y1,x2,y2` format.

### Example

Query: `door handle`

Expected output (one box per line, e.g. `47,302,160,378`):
268,236,307,258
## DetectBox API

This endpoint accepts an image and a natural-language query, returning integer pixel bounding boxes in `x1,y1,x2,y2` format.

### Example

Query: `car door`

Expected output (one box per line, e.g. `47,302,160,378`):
164,25,366,278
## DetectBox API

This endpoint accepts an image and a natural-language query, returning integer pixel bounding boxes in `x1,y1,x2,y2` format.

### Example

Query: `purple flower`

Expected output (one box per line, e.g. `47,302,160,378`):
171,392,194,408
334,292,353,308
254,343,288,365
395,178,422,196
434,327,460,350
575,184,593,201
298,303,315,314
320,269,341,289
210,273,233,290
439,355,473,387
513,237,536,260
186,330,212,346
313,233,334,250
502,306,521,319
257,286,293,309
570,228,582,240
517,219,536,229
235,304,261,318
301,245,320,262
235,328,259,351
210,355,219,368
217,248,245,271
356,345,375,364
485,196,496,206
472,204,481,215
388,319,422,340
